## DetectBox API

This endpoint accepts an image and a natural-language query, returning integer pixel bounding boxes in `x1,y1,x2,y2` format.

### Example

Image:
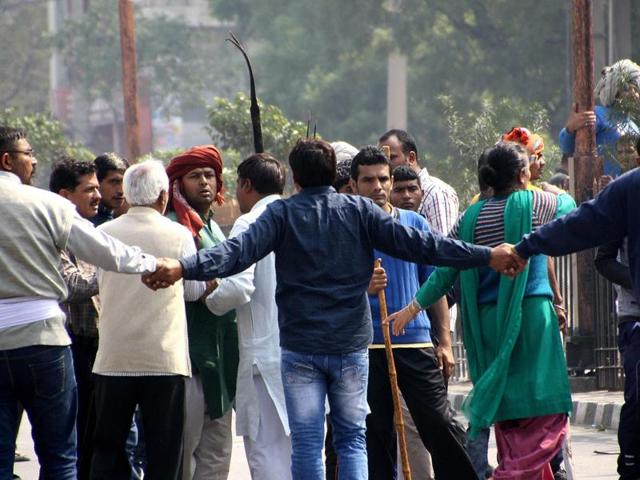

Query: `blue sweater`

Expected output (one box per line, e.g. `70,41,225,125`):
559,105,639,177
180,186,492,355
369,208,434,345
516,168,640,304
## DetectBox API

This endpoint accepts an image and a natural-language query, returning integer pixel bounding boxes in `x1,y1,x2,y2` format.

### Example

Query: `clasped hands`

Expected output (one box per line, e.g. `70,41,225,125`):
142,257,184,290
489,243,527,278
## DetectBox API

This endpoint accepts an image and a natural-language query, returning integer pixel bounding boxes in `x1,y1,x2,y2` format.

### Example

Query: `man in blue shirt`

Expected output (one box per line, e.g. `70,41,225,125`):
351,146,476,479
143,138,521,480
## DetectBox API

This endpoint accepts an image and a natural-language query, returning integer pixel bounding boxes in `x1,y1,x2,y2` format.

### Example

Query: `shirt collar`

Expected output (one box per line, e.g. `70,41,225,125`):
0,171,21,184
298,185,336,195
251,194,281,212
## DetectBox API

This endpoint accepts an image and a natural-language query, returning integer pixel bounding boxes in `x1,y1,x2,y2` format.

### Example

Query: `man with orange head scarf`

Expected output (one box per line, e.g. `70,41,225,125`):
166,146,239,480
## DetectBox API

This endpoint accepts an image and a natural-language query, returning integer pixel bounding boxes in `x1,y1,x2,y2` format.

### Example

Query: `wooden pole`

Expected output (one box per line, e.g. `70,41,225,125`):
118,0,141,161
571,0,599,337
375,259,412,480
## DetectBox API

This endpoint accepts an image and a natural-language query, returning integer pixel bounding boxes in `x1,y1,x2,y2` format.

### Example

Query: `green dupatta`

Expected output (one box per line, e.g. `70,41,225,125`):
415,190,533,437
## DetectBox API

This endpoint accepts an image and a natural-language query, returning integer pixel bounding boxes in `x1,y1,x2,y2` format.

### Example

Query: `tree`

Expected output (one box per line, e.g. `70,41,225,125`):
206,92,307,163
437,95,560,205
0,108,94,188
0,1,50,112
208,0,572,175
53,2,241,116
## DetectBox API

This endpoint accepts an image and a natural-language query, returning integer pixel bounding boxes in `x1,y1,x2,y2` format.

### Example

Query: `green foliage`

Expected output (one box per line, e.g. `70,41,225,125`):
206,93,307,163
0,108,94,187
53,2,234,115
436,96,560,205
208,0,572,176
0,2,50,112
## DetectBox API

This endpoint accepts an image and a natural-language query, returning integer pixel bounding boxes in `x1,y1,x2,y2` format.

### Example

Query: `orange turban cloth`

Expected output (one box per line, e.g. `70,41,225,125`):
166,145,225,239
501,127,544,156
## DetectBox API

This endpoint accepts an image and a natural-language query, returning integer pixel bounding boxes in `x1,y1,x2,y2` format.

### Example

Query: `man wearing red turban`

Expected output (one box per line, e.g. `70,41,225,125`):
166,146,239,480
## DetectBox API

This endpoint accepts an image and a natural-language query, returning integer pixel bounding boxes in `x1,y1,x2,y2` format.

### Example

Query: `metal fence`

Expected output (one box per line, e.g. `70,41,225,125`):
451,254,624,390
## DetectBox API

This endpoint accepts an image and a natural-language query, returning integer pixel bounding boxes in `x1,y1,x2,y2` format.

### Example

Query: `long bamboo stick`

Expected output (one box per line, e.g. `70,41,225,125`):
375,258,412,480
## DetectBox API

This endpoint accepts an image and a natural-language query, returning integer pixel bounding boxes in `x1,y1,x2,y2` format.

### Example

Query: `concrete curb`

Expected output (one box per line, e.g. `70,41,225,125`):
447,390,623,431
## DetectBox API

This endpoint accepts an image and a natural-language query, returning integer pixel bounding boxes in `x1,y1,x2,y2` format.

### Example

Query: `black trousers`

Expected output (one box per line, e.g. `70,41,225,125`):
366,347,477,480
90,375,185,480
70,334,98,480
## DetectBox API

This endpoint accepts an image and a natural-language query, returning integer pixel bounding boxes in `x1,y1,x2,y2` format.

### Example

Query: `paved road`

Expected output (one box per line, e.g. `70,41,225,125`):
14,417,618,479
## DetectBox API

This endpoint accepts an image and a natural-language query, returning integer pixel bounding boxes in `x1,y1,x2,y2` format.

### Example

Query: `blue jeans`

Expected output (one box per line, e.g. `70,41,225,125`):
0,345,77,480
281,348,369,480
466,426,490,479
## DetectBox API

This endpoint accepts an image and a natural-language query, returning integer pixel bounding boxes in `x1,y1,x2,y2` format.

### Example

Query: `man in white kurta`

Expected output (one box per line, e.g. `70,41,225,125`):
205,154,291,479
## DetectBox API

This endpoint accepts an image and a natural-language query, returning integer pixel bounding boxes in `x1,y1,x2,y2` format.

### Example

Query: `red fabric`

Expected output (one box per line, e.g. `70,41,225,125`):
502,127,545,156
493,413,567,480
166,145,225,238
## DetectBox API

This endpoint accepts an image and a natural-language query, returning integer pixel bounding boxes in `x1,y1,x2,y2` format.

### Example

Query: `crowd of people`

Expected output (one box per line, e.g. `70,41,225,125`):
2,58,640,480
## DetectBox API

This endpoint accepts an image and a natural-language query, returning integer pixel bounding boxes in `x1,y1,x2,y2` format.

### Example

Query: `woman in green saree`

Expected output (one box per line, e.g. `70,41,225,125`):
388,142,573,480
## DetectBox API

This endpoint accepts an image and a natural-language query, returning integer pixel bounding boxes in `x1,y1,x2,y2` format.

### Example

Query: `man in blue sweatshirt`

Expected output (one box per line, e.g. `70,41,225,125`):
142,138,521,480
350,146,476,479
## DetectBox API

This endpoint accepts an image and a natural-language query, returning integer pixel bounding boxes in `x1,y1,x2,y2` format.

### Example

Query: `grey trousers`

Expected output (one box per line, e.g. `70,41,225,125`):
182,375,233,480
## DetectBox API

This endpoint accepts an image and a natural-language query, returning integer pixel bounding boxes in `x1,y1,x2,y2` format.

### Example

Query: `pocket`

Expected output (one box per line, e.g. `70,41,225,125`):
283,358,318,385
29,351,69,399
338,352,368,393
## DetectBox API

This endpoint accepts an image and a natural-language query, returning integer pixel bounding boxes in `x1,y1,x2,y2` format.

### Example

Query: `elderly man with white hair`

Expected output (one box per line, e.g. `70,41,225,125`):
90,160,205,480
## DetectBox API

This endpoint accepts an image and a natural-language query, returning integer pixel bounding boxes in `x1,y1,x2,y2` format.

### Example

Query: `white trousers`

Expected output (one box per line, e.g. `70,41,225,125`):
243,375,292,480
183,374,233,480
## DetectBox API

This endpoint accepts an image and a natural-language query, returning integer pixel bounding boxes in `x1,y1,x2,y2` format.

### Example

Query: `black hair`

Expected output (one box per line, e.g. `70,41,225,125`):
350,145,390,180
476,148,493,192
0,126,26,152
378,129,419,159
49,156,96,193
479,142,529,192
636,136,640,157
94,152,129,182
392,165,420,183
237,153,285,195
288,138,336,188
548,172,570,188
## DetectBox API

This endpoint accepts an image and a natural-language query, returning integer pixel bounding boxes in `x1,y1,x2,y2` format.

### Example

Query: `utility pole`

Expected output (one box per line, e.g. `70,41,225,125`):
571,0,599,337
118,0,141,161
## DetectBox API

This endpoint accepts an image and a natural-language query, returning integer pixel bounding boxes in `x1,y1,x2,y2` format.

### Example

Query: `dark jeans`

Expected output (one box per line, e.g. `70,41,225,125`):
70,334,98,480
0,345,77,480
366,347,477,480
466,427,490,479
618,320,640,480
90,375,185,480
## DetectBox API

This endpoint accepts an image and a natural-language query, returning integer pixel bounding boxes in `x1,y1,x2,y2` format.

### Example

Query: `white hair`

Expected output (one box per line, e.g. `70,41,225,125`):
123,159,169,206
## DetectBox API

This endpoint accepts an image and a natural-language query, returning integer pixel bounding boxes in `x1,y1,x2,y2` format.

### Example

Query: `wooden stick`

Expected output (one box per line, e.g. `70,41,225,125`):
375,259,412,480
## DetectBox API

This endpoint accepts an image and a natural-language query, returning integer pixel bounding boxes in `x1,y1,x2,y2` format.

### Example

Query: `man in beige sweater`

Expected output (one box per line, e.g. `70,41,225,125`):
91,160,204,480
0,127,158,480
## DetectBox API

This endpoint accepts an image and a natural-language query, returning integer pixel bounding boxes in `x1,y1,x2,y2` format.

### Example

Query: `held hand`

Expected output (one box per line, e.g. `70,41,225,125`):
199,279,219,303
367,262,387,295
489,243,527,278
554,304,568,335
565,109,596,134
539,182,564,195
141,257,183,290
436,344,455,380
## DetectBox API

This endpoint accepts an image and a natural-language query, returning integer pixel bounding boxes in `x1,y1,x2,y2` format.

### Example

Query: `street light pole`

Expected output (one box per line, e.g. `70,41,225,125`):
118,0,141,161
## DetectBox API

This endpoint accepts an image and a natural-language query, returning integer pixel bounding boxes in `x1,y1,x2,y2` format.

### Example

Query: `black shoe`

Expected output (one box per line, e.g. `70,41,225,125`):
553,469,567,480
